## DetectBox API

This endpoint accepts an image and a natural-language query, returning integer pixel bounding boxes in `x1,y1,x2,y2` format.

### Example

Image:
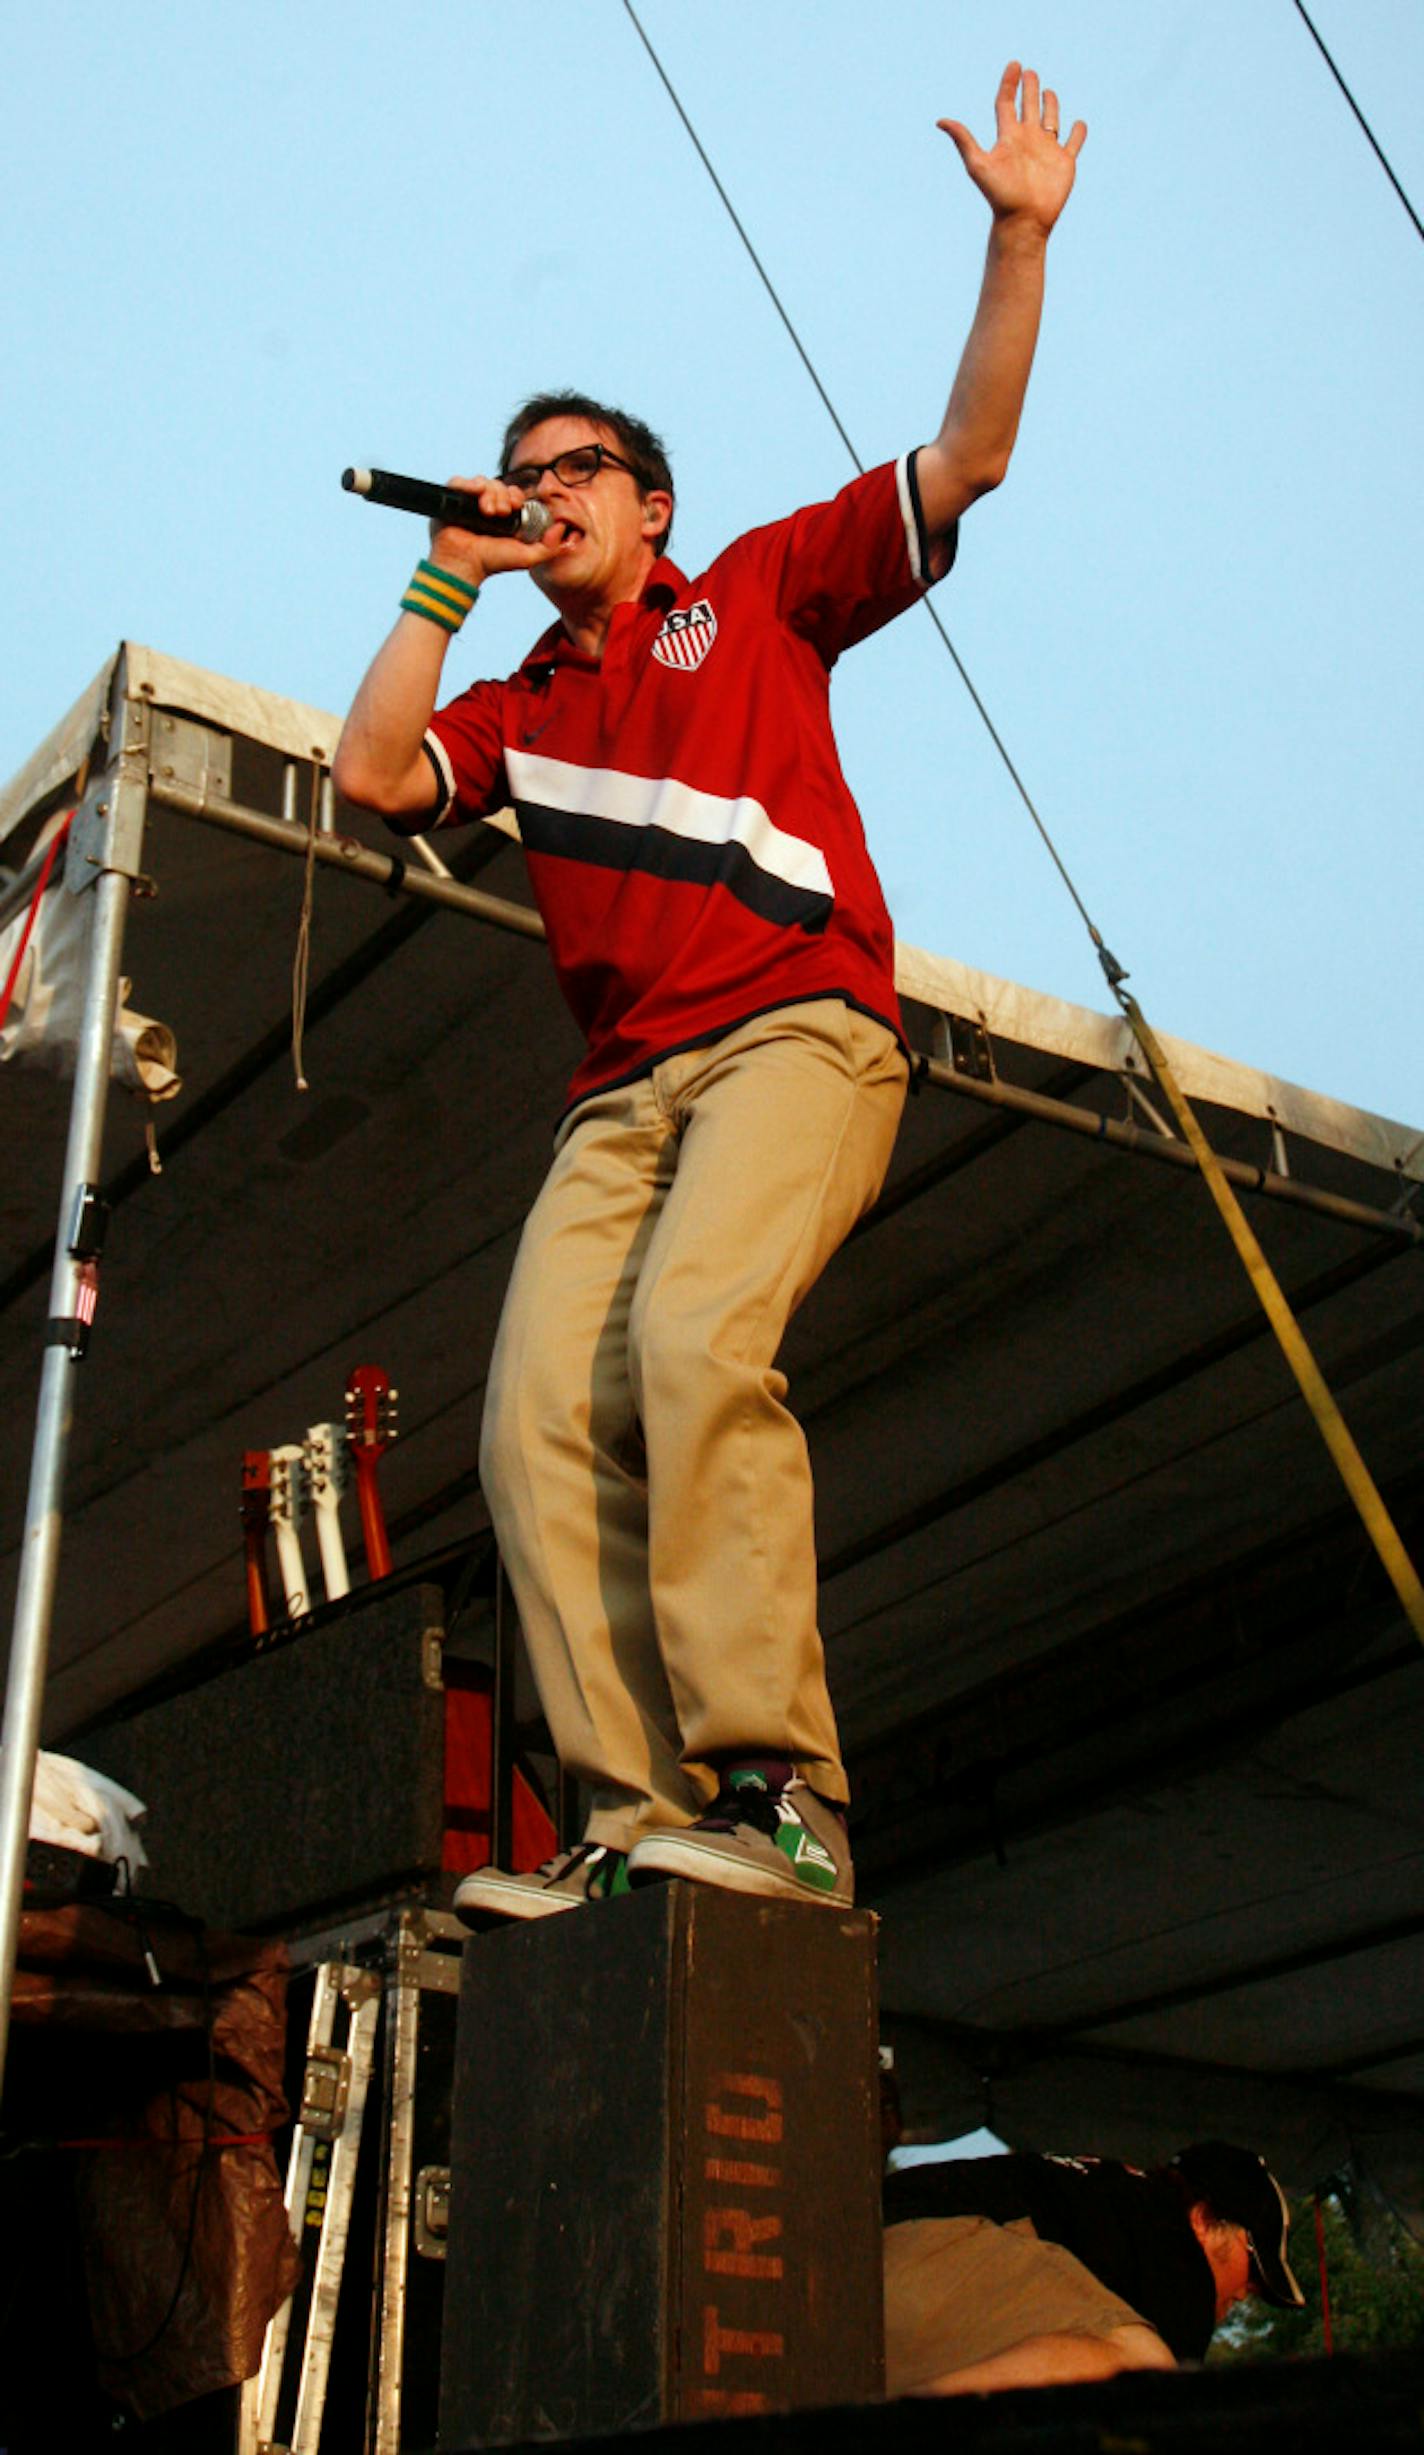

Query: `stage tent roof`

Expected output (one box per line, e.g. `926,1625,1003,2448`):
3,645,1422,2206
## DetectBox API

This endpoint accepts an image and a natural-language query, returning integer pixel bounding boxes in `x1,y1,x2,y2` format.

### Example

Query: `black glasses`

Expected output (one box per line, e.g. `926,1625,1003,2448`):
500,443,640,494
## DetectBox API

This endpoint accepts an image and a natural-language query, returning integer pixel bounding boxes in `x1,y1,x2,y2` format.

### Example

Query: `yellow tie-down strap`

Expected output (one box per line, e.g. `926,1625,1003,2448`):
1119,992,1424,1649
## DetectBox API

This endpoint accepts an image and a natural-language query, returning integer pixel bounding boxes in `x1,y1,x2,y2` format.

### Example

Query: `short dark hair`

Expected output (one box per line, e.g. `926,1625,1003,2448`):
498,389,675,553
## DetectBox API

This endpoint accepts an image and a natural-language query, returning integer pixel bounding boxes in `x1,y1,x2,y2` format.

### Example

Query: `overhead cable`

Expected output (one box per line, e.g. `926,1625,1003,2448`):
1292,1,1424,245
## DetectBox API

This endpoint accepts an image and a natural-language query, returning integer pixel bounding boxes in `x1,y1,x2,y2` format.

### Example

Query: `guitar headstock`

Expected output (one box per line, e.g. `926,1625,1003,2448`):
303,1421,350,1507
268,1442,306,1529
240,1449,271,1534
345,1364,399,1460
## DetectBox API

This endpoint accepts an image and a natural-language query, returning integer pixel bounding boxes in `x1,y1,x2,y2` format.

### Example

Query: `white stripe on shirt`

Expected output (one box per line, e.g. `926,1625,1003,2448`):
895,453,928,590
422,727,457,810
505,750,835,903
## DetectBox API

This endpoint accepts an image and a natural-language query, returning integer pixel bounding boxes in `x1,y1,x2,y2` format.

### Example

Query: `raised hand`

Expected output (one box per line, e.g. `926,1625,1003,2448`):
938,62,1086,237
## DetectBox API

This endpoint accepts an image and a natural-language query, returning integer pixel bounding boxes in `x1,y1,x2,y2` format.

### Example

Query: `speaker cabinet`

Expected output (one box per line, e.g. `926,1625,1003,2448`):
439,1882,883,2446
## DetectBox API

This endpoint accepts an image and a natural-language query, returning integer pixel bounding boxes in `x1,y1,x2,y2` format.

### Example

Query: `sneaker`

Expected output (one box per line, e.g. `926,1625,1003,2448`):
626,1769,852,1907
453,1842,631,1924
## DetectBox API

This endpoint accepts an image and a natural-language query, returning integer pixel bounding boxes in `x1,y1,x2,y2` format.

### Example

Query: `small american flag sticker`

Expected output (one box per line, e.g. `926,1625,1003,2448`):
652,598,717,672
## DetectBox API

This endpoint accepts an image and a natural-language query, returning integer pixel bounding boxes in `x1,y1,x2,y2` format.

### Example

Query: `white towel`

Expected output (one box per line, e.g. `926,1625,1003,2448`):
30,1750,149,1868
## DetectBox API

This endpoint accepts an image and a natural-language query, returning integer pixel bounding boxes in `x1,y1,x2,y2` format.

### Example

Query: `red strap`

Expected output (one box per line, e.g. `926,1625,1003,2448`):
441,1664,558,1874
0,810,75,1037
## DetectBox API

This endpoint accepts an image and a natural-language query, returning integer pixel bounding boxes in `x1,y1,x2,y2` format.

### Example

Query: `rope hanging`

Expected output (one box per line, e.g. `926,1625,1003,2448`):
1117,991,1424,1646
1314,2189,1335,2355
290,769,320,1092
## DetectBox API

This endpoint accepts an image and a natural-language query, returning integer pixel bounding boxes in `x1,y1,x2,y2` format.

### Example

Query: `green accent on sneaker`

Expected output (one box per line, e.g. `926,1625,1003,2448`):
452,1840,632,1923
592,1851,634,1900
774,1818,839,1893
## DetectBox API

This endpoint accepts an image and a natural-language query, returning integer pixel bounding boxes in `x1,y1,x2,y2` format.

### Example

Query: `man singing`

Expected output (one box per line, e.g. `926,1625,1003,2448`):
334,66,1086,1918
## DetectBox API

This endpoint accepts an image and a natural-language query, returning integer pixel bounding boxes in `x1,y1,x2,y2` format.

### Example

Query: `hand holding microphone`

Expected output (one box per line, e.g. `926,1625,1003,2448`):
343,465,556,597
343,466,552,542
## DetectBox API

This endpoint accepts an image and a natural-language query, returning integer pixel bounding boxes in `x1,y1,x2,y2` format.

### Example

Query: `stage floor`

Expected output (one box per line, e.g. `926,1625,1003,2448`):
446,2349,1424,2454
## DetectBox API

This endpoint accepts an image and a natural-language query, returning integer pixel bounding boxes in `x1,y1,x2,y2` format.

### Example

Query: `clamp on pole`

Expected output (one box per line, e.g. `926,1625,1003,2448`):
45,1182,112,1360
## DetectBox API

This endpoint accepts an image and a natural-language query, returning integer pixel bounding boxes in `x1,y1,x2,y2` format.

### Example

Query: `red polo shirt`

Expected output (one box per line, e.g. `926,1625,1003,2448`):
422,452,951,1112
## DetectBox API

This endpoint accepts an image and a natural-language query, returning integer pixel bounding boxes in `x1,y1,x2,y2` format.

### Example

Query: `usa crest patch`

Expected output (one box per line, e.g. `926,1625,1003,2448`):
652,598,717,672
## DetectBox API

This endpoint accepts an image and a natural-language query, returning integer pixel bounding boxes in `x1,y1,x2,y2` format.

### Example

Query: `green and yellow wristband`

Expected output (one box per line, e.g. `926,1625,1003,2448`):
401,559,480,635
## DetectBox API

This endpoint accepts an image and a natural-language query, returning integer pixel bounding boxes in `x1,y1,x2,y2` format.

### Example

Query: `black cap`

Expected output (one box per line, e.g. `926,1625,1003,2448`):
1172,2142,1306,2310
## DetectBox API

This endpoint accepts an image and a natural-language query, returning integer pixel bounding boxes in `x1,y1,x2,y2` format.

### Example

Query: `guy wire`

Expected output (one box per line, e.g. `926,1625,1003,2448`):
1292,0,1424,245
619,0,1119,979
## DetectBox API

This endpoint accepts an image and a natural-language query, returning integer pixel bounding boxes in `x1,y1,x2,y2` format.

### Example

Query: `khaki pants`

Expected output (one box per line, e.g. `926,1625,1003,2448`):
480,999,908,1848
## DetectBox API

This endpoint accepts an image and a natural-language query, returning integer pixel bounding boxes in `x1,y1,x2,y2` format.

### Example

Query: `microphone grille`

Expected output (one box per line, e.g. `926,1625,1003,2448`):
517,499,552,542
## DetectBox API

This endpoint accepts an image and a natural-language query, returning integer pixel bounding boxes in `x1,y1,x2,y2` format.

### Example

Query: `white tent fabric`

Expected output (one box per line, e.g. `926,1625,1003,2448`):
0,812,180,1101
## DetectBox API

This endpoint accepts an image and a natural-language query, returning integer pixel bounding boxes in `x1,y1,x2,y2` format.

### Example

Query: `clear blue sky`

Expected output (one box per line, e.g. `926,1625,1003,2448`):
5,2,1420,1127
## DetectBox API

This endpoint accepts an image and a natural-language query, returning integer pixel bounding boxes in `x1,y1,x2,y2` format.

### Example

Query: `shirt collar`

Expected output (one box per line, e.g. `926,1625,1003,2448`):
517,557,689,673
642,554,685,607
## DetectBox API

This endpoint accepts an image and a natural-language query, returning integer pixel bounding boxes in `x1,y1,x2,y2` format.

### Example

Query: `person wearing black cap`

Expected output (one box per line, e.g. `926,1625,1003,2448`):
883,2140,1305,2396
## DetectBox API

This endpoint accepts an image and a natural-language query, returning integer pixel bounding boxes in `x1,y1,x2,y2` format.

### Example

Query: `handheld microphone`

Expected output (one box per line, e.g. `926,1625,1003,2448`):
342,466,551,542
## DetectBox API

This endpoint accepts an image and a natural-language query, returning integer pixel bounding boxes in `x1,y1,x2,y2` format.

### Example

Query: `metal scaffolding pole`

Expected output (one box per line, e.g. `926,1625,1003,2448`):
0,685,147,2093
